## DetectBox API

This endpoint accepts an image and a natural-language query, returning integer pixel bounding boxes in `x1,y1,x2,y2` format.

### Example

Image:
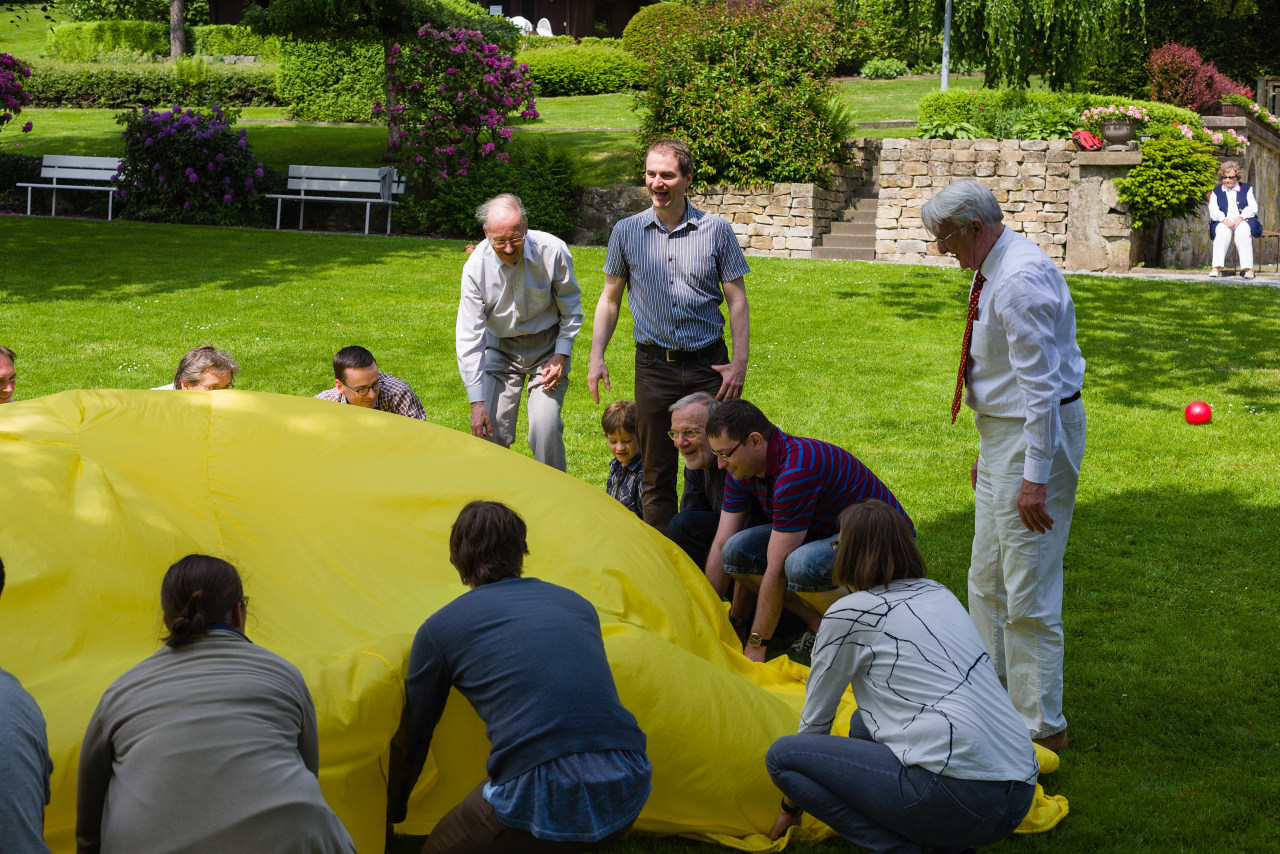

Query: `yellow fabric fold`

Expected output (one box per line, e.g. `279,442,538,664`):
0,391,1063,852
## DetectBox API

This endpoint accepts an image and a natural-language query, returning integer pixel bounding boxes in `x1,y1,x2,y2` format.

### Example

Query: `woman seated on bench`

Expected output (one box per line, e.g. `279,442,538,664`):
1209,160,1260,280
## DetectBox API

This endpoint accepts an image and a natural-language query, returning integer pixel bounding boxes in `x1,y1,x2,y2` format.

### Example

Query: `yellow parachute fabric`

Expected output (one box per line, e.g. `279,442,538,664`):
0,391,1064,852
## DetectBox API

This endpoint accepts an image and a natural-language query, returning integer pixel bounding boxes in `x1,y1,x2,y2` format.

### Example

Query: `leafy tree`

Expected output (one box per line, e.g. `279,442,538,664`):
942,0,1144,91
635,1,854,188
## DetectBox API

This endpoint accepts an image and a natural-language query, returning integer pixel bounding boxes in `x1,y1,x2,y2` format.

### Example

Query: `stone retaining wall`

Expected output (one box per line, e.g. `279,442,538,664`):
572,141,876,257
573,120,1279,272
874,138,1077,267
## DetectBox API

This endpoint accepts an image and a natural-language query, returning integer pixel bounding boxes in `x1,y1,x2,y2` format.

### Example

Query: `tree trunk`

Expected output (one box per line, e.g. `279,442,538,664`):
171,0,187,60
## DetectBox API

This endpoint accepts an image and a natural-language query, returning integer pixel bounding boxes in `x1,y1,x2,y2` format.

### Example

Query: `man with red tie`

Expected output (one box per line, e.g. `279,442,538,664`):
922,180,1086,755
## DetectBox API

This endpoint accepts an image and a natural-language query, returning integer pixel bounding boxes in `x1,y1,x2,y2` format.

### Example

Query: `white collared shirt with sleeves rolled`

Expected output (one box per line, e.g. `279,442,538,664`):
456,230,583,403
967,229,1086,484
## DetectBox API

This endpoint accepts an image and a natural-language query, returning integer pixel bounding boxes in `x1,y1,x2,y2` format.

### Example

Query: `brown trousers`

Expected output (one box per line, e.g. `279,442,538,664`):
421,780,634,854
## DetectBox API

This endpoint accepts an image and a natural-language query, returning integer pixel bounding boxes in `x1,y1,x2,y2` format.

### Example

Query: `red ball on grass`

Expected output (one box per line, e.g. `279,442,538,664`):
1184,401,1212,425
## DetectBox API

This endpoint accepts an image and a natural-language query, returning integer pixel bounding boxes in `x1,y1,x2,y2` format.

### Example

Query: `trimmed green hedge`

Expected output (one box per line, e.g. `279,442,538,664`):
396,135,578,238
49,21,279,61
918,90,1201,137
622,2,696,60
275,35,384,122
26,61,280,108
48,21,170,61
516,44,644,96
191,26,280,58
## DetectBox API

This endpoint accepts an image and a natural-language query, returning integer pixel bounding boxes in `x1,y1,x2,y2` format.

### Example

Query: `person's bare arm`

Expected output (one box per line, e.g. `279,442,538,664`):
744,529,806,662
588,274,626,403
712,277,750,400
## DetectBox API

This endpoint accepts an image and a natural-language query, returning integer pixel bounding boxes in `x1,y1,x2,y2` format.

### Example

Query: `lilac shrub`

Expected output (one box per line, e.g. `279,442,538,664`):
1,53,34,135
113,105,275,226
376,25,538,183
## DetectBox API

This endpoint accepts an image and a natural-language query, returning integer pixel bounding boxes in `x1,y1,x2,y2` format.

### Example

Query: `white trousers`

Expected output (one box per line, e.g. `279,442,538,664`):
482,329,568,471
970,398,1086,739
1212,222,1254,269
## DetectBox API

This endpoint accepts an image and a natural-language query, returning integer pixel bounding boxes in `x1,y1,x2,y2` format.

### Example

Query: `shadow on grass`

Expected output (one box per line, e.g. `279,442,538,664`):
0,217,464,303
1071,275,1280,410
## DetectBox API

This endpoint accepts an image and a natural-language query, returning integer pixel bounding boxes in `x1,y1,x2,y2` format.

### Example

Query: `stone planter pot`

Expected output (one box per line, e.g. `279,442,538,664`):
1100,119,1137,146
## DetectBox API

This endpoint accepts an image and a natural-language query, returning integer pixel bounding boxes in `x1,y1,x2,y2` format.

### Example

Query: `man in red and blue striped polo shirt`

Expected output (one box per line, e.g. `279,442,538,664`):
704,399,912,662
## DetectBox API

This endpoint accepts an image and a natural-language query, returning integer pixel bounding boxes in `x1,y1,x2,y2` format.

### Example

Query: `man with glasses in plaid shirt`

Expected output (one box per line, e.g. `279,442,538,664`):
315,345,426,420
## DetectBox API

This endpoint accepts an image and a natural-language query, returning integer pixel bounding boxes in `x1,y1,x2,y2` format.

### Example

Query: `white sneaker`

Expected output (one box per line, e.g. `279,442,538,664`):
1209,269,1221,277
1243,270,1256,279
788,631,817,656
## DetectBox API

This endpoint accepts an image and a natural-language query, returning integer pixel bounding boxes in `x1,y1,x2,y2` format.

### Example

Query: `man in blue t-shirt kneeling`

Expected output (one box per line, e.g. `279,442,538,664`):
386,501,651,853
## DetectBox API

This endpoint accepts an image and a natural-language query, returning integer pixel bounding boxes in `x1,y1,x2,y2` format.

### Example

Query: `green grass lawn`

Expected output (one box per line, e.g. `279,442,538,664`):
0,3,55,60
2,217,1278,852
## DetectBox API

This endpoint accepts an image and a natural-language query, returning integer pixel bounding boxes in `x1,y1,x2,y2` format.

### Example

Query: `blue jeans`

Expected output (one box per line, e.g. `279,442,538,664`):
721,524,837,592
766,717,1034,854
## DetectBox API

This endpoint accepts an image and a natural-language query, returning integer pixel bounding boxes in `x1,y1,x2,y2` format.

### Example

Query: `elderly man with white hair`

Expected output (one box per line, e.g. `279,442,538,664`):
921,180,1086,755
456,193,583,471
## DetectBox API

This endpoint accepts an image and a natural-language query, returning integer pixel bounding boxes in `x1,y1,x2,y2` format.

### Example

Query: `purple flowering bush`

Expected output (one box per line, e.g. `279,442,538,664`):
1,52,35,135
377,25,538,183
113,104,281,226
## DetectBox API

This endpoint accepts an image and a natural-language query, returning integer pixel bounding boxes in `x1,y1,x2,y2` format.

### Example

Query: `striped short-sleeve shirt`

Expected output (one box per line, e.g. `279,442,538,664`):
603,204,750,351
721,430,913,539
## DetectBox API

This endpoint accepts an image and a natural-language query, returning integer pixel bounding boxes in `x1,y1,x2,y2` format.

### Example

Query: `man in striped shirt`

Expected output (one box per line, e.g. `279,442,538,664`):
704,400,913,662
589,139,751,534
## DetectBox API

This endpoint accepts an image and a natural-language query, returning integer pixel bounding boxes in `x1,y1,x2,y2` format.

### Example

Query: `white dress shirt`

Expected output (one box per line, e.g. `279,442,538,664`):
968,228,1086,483
456,230,584,402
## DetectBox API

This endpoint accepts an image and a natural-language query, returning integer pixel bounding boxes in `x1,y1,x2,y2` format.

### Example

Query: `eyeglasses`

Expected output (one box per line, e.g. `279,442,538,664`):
712,439,744,461
934,222,969,250
0,375,15,388
667,428,704,441
340,378,381,397
1222,174,1239,181
487,235,526,251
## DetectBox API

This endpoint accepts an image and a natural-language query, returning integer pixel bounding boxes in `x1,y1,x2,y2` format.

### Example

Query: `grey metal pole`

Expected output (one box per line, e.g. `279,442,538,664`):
942,0,953,92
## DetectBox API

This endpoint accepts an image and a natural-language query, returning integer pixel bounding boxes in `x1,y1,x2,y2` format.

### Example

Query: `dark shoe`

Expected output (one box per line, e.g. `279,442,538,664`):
1033,729,1069,753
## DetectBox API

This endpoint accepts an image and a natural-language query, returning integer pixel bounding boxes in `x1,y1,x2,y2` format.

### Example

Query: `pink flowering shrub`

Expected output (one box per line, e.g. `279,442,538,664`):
376,25,537,183
113,104,281,226
1,52,34,135
1147,42,1253,116
1079,104,1151,134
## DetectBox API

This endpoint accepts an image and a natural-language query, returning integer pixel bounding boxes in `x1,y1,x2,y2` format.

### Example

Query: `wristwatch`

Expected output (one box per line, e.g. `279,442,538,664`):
747,632,769,648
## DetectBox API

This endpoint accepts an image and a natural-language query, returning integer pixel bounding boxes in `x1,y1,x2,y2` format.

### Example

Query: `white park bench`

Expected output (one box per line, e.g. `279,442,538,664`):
17,154,121,220
267,165,405,235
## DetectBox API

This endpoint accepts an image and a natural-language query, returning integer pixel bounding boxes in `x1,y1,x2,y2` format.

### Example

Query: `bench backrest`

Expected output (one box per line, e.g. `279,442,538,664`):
40,154,121,184
286,165,406,198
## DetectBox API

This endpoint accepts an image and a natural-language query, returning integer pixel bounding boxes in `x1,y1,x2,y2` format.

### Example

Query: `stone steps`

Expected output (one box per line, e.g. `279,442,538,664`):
814,190,879,261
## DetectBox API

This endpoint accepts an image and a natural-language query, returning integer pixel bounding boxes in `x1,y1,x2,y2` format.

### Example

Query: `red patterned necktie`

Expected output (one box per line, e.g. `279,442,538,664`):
950,272,986,423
